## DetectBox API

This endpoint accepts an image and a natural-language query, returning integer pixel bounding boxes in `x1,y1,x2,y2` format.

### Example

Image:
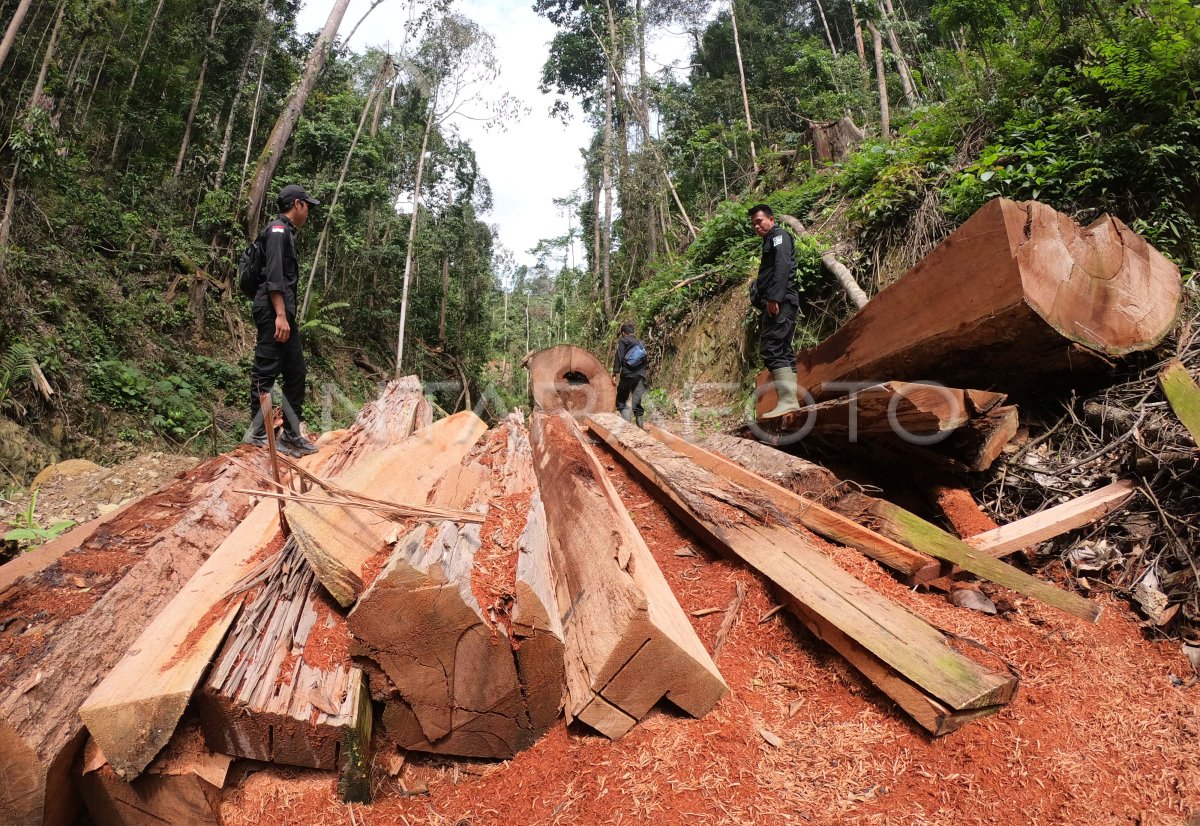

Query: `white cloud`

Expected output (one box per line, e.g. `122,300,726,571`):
295,0,697,269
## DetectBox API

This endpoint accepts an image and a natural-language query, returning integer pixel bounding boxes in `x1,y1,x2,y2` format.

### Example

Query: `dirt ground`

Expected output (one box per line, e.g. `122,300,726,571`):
219,437,1200,826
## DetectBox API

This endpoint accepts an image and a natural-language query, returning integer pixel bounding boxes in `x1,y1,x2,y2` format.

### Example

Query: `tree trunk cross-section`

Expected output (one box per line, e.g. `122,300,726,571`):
587,414,1019,736
352,415,565,758
785,198,1182,397
529,411,727,739
524,344,617,416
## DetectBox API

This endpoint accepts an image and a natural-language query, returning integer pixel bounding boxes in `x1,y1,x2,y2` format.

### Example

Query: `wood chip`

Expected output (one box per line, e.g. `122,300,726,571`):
690,607,722,617
788,699,804,718
758,605,785,624
758,728,784,748
674,546,696,557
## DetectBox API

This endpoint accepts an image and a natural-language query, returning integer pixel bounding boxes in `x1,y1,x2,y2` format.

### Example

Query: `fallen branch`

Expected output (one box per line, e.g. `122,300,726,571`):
233,489,484,524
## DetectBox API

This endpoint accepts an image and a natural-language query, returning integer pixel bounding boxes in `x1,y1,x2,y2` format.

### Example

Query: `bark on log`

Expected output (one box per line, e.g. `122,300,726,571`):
805,115,865,164
754,381,998,435
524,344,617,416
0,451,267,826
529,411,727,739
356,416,565,758
587,414,1018,735
786,198,1182,395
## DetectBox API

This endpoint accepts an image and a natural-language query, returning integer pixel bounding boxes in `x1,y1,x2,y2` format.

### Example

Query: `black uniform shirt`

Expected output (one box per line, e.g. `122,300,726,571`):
254,215,299,317
614,335,648,379
754,224,800,307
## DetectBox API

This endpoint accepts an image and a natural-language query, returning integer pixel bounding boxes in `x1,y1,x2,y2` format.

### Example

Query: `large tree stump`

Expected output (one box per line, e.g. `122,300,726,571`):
763,198,1182,405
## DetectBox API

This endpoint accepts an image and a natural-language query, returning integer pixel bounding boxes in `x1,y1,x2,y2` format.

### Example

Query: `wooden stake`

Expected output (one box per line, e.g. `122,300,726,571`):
259,393,287,535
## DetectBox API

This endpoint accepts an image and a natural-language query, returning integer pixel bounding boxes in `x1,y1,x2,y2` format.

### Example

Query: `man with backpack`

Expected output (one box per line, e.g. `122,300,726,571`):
242,183,320,457
612,322,649,427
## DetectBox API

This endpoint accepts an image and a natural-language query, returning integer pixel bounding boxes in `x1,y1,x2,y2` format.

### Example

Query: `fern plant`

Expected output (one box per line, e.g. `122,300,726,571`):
0,343,37,417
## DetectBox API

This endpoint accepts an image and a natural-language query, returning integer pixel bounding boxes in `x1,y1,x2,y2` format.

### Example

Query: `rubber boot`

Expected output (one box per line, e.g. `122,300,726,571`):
635,414,644,428
762,367,801,419
242,416,267,447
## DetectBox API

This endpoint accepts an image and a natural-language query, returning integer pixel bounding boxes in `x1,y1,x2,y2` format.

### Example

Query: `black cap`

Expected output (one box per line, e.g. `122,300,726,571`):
278,184,319,209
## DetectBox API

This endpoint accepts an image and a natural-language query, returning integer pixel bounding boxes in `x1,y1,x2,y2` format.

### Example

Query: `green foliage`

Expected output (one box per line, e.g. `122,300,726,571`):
0,343,39,417
88,360,210,440
3,492,76,549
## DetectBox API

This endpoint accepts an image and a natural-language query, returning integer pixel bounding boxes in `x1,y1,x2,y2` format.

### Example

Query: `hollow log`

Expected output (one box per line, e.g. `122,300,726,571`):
523,344,617,416
773,198,1182,400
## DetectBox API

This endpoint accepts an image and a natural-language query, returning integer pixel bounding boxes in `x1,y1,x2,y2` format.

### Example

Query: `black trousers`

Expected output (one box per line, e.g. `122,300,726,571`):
759,302,798,371
249,306,306,432
616,375,647,419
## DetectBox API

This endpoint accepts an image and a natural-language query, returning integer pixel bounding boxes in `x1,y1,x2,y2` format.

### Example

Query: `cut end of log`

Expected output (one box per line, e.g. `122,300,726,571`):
79,691,193,780
525,344,617,415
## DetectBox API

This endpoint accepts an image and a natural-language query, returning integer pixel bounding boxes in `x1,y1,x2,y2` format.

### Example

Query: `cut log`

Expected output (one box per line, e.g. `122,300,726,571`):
755,381,989,435
587,414,1019,735
523,344,617,415
968,480,1137,558
935,404,1020,471
674,427,1099,621
352,416,565,758
0,450,268,826
650,427,939,584
928,483,999,539
285,411,488,607
1159,358,1200,446
77,721,230,826
79,434,353,781
529,411,727,738
195,381,436,801
765,198,1182,402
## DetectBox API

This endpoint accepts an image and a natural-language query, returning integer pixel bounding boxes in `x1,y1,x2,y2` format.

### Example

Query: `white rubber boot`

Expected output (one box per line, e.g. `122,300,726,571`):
762,367,801,419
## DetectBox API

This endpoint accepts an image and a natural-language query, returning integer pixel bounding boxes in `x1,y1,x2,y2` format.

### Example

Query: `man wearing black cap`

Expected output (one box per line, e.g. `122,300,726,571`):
245,184,320,456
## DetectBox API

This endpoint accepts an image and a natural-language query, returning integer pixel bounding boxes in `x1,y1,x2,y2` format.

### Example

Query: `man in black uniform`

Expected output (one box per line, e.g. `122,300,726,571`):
748,204,801,418
245,183,320,456
612,322,648,427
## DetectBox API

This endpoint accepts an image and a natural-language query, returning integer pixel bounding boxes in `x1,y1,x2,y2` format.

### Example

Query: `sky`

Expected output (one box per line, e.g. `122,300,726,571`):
296,0,699,270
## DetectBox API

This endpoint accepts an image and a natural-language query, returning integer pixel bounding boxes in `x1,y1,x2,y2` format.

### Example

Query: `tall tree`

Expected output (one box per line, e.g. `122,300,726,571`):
245,0,353,233
174,0,227,179
0,0,33,73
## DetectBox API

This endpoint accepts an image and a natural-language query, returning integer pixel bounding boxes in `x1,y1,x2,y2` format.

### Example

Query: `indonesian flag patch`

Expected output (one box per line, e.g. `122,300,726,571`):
271,226,285,233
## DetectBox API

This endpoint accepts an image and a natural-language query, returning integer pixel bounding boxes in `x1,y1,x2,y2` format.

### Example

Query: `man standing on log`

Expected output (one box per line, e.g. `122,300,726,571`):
613,322,649,427
749,204,801,419
245,184,320,457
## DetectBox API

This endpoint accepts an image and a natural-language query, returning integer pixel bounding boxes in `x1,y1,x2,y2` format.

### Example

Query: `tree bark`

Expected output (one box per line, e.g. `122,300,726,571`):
395,83,438,375
867,20,890,140
877,0,917,107
601,54,614,319
246,0,352,234
238,43,269,198
813,0,837,56
728,0,758,176
0,0,33,73
849,0,869,87
437,255,449,344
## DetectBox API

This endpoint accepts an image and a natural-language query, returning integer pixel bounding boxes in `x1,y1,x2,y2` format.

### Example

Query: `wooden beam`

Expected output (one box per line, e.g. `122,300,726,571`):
1159,358,1200,445
529,411,727,738
286,411,488,607
649,426,939,583
968,480,1137,558
587,414,1017,734
787,198,1182,395
755,381,984,433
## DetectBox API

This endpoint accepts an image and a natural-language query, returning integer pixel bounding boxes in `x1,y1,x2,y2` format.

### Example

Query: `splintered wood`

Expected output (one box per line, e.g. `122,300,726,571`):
352,415,565,758
588,414,1018,735
529,411,727,739
0,450,268,826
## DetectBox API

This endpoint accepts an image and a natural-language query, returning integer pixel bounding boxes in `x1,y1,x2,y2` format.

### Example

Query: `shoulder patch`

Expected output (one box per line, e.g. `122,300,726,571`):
271,226,285,233
772,234,783,247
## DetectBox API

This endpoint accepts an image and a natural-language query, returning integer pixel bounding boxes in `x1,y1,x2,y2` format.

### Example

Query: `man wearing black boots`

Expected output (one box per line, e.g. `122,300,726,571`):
613,322,649,427
244,184,320,457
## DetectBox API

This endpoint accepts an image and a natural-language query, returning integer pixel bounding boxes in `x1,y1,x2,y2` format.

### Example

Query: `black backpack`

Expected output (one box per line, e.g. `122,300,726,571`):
236,226,270,300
